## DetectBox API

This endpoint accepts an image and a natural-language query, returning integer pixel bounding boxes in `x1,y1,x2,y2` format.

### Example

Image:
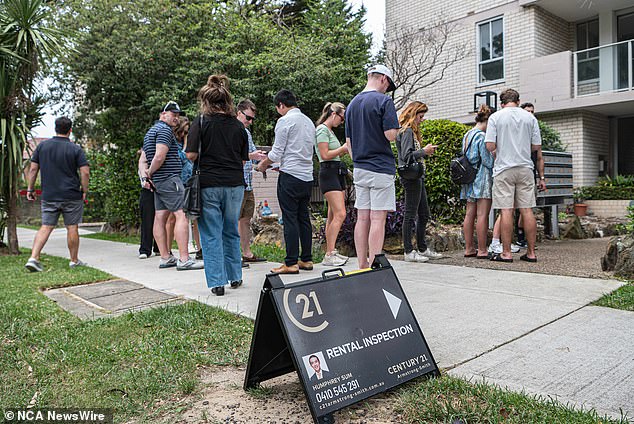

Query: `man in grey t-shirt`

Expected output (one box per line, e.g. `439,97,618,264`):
24,117,90,272
485,89,546,263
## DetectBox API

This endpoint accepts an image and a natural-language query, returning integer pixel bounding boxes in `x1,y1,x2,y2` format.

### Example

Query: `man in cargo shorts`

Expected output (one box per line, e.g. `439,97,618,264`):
25,117,90,272
486,89,546,263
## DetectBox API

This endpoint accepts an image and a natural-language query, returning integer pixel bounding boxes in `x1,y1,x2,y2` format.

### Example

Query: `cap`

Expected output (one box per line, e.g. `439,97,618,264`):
162,101,185,116
367,64,396,92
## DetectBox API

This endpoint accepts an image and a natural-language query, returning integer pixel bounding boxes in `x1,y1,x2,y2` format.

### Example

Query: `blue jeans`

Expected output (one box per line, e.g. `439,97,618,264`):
197,186,244,288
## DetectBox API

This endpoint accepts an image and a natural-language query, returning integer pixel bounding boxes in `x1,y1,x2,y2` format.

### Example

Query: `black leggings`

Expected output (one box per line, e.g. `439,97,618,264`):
401,177,430,254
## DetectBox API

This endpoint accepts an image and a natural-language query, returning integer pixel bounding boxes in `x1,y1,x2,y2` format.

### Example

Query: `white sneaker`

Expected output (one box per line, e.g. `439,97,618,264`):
159,255,178,269
332,250,349,263
25,258,43,272
69,260,87,268
404,250,429,263
176,258,205,271
322,252,348,267
420,248,443,259
489,243,519,254
138,253,148,259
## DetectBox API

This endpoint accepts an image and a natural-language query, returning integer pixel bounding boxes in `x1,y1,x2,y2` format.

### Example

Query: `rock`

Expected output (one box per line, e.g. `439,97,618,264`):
252,218,285,247
602,234,634,278
561,216,585,239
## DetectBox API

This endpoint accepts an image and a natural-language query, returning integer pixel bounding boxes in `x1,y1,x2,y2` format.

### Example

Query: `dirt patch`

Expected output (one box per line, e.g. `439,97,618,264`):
162,366,404,424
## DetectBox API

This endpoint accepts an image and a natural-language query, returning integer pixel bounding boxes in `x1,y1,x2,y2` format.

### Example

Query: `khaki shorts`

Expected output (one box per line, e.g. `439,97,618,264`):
239,190,255,220
492,167,536,209
353,168,396,211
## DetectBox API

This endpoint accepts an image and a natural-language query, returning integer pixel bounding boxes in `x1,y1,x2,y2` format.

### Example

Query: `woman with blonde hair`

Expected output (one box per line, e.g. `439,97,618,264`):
185,75,249,296
314,102,349,267
461,105,494,259
395,101,442,262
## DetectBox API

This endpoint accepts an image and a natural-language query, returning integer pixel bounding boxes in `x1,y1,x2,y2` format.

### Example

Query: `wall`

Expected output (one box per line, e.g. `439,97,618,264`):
586,200,632,218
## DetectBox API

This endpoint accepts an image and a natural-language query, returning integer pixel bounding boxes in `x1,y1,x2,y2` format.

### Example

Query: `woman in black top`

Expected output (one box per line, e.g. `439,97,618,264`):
186,75,248,296
395,101,443,262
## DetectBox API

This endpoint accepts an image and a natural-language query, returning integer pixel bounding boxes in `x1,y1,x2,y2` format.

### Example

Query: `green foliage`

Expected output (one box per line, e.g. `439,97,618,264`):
538,120,566,152
596,174,634,188
579,186,634,200
398,119,471,224
87,149,140,229
0,0,65,252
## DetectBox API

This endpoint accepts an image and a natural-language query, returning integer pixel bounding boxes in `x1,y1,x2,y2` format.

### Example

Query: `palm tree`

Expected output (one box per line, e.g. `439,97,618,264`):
0,0,64,254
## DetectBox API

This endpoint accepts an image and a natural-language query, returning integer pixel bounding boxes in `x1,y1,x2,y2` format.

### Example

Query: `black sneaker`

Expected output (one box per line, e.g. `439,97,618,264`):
195,249,203,260
230,280,243,289
242,261,249,268
515,240,528,249
211,286,225,296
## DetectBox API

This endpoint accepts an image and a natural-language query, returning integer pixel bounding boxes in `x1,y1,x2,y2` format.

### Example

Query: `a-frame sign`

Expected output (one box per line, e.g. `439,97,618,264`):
244,255,439,423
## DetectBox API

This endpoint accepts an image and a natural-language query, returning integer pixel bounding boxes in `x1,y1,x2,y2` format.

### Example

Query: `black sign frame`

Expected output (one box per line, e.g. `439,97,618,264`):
244,255,440,423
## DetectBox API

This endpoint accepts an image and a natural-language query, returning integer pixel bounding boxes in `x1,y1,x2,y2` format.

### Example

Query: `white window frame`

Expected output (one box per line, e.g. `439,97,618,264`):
476,16,505,87
575,18,600,83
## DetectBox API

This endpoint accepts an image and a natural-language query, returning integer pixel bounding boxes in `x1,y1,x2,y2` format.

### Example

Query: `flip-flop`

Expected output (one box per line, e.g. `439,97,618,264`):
490,253,513,263
520,254,537,263
476,255,490,259
464,252,477,257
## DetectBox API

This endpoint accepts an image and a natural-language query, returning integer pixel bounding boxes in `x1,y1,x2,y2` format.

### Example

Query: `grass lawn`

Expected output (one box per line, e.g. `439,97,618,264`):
82,232,140,245
593,281,634,311
0,251,253,422
1,251,625,423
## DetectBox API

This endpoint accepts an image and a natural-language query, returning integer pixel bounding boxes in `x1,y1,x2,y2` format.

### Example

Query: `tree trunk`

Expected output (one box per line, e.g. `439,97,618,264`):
7,181,20,255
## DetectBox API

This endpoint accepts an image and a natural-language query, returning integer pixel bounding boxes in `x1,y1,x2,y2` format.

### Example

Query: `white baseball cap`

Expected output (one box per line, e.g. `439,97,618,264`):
367,64,396,92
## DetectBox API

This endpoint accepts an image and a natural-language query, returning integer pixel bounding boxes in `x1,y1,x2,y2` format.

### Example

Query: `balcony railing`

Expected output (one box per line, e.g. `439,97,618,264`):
574,39,634,97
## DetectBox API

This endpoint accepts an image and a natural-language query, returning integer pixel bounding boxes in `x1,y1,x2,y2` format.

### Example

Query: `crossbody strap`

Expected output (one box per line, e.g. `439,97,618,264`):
192,115,203,174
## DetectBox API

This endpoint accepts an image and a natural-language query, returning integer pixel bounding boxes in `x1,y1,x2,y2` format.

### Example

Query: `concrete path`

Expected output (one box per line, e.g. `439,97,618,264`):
16,228,633,420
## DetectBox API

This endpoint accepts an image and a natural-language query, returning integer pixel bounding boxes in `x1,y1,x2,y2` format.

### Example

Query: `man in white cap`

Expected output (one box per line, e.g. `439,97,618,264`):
345,65,399,269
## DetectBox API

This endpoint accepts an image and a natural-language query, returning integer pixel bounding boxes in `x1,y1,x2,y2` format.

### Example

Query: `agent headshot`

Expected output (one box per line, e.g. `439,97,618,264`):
308,354,330,382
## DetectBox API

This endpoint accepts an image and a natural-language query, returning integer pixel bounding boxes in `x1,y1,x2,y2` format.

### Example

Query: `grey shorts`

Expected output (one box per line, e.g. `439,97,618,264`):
41,199,84,226
353,168,396,211
153,175,185,212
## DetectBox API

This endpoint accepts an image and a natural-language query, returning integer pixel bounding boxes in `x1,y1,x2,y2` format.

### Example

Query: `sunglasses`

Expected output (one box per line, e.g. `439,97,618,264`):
337,113,345,121
241,111,256,121
163,101,181,113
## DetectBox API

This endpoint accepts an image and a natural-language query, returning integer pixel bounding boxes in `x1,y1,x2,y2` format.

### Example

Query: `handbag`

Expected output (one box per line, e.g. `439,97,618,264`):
450,131,478,185
397,130,425,180
183,116,203,219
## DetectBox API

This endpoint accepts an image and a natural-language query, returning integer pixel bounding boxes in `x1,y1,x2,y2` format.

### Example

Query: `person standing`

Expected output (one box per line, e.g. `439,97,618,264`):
257,89,315,274
315,102,349,267
345,65,400,269
24,117,90,272
461,105,494,259
485,89,545,263
395,101,443,263
137,149,160,259
140,101,203,271
186,75,249,296
236,99,268,264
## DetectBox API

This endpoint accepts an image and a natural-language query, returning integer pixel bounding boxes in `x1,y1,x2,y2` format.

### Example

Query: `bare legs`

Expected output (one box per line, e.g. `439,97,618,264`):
30,225,55,260
324,191,346,254
355,209,387,269
239,217,253,258
30,224,80,263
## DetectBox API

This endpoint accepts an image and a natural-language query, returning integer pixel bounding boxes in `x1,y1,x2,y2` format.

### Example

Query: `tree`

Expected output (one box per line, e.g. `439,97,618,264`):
53,0,371,229
0,0,64,254
383,21,471,110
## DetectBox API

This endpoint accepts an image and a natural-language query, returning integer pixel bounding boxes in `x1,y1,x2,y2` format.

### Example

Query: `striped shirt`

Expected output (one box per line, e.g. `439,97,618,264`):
143,120,182,183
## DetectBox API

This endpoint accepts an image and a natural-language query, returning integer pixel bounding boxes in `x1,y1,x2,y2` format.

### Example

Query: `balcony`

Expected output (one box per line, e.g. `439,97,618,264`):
574,39,634,97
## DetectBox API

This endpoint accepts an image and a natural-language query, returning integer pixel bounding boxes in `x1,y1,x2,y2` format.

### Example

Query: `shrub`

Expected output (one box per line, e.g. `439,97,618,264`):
596,175,634,188
88,148,141,230
538,120,566,152
580,186,634,200
418,119,470,224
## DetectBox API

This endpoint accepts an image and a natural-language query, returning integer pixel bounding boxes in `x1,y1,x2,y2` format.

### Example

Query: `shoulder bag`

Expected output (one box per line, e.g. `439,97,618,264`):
183,116,203,219
450,131,478,185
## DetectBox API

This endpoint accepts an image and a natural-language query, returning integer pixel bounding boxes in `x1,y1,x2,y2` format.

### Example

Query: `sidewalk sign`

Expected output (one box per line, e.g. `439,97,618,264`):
244,255,439,423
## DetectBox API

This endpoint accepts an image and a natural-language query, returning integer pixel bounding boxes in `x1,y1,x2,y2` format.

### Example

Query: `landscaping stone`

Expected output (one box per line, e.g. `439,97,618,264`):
252,216,285,247
561,216,586,239
601,234,634,278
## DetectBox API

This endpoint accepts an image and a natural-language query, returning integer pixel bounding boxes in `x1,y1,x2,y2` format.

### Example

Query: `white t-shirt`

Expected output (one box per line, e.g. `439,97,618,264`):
485,106,541,177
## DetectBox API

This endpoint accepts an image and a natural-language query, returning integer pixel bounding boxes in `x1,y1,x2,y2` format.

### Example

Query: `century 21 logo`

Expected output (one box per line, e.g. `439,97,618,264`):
283,288,329,333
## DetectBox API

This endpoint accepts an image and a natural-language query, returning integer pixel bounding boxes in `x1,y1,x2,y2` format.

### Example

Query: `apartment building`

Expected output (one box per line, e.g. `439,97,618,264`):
386,0,634,186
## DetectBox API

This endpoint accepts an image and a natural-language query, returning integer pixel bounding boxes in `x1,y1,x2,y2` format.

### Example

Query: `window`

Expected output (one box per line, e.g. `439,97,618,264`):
576,19,599,81
477,17,504,84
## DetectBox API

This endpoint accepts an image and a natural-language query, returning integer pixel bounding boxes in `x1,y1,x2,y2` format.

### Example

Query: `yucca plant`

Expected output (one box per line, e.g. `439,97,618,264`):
0,0,64,254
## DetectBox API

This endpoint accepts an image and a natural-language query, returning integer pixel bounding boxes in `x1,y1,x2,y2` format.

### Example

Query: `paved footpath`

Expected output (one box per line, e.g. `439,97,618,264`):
17,228,634,421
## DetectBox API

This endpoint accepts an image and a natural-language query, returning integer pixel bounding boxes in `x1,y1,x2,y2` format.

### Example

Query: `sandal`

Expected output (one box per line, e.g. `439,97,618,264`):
520,254,537,263
490,253,513,263
464,252,477,258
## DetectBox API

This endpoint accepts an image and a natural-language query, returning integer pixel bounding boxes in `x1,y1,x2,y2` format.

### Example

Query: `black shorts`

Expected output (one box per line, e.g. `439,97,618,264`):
319,161,346,194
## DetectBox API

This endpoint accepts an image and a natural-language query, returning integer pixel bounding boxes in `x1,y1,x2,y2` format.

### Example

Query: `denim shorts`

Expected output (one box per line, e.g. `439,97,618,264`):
153,175,185,212
41,199,84,226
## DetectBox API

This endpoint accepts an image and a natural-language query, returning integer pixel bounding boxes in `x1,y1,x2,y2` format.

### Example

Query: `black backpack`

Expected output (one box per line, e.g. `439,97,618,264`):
450,132,478,185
